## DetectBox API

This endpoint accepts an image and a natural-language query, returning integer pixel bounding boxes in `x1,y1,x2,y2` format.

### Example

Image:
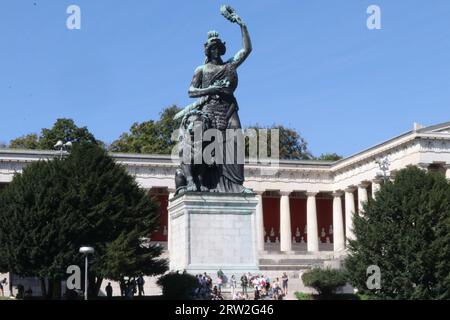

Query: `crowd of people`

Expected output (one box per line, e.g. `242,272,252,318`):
118,275,145,299
194,272,224,300
232,272,289,300
194,270,289,300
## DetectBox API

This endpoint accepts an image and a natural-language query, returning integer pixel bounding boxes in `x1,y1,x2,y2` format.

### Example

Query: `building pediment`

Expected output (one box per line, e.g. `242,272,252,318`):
418,121,450,135
429,127,450,134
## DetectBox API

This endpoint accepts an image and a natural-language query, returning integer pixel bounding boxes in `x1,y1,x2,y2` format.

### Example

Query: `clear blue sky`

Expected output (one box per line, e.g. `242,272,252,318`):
1,0,450,157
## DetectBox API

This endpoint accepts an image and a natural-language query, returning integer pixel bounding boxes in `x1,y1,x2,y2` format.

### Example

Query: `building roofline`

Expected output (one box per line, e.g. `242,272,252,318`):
1,120,449,169
332,120,450,169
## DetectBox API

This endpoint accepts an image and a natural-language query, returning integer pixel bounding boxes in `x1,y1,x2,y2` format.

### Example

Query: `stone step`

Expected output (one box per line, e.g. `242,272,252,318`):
261,252,335,259
259,265,314,271
259,259,325,265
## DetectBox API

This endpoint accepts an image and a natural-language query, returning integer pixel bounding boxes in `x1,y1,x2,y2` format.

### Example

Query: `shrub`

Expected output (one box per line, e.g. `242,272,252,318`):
295,292,312,300
302,268,347,296
157,271,198,300
345,166,450,299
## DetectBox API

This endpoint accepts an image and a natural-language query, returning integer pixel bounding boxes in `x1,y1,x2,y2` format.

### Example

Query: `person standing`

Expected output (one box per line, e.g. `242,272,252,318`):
230,275,237,295
106,282,113,300
272,278,280,300
216,276,223,293
130,278,137,296
0,278,8,297
282,273,289,296
254,286,260,300
240,273,248,295
217,269,224,280
137,276,145,297
119,278,126,297
0,279,4,297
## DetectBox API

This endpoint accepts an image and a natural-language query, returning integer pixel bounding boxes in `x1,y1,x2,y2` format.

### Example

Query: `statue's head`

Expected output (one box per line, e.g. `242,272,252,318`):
204,31,226,63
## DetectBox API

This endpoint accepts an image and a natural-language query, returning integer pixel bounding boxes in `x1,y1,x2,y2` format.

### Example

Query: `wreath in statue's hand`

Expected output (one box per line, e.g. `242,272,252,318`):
221,5,245,26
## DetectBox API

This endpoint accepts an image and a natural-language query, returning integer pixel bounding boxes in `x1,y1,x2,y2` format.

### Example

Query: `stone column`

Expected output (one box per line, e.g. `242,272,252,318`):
255,190,265,253
280,191,292,252
332,191,345,252
372,179,382,199
344,187,356,244
306,192,319,252
358,182,369,214
168,190,175,253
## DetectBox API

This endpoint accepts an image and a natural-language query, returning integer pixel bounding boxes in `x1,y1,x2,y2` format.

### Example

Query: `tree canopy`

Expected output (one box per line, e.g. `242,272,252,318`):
345,166,450,299
109,105,182,154
5,107,342,161
312,153,343,161
0,143,167,298
9,118,102,150
109,106,315,160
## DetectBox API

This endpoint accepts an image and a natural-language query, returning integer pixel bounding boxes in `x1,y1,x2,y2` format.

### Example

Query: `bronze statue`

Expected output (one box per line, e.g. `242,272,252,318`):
174,5,252,195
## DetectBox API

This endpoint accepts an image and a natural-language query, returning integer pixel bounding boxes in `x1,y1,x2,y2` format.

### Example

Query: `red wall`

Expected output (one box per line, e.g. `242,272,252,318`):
263,196,280,242
149,194,168,241
263,195,334,243
316,198,333,243
290,197,307,242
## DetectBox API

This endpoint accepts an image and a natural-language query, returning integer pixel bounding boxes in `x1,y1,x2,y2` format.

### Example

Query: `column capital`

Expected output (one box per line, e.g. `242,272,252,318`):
372,177,383,184
280,191,291,197
344,186,357,193
332,190,344,197
306,191,319,197
358,181,370,189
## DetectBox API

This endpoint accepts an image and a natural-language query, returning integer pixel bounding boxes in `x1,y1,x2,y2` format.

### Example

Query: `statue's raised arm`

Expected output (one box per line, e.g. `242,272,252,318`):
221,5,252,68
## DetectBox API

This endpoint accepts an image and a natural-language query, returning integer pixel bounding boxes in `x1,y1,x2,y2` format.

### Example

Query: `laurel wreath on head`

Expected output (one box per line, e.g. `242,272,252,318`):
220,5,238,23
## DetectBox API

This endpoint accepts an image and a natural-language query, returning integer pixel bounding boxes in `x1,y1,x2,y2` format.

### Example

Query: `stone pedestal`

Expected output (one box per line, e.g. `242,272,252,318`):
168,192,259,276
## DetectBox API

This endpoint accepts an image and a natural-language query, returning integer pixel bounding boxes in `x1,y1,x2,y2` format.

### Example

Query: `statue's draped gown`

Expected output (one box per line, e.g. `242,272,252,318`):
197,62,245,193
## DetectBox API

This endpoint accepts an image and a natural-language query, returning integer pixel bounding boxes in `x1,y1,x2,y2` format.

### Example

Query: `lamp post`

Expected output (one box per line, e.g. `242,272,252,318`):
54,140,73,160
79,246,94,301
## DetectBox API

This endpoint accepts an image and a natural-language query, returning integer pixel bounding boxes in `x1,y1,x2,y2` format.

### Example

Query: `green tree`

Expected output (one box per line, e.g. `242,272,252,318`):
345,166,450,299
313,153,343,161
109,105,182,154
10,133,41,149
157,271,198,299
302,268,347,297
110,107,315,160
8,119,102,150
0,143,167,299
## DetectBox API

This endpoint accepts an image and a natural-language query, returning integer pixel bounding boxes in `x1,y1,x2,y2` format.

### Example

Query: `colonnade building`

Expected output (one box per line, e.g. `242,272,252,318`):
1,121,450,289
